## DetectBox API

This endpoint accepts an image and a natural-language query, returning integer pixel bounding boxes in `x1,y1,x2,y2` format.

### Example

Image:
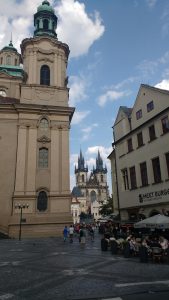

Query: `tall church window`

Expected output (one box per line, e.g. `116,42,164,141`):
37,191,48,211
6,55,11,65
90,191,96,203
40,65,50,86
39,148,48,168
15,58,17,66
40,118,49,130
0,57,3,64
82,174,84,182
101,174,103,182
43,19,49,30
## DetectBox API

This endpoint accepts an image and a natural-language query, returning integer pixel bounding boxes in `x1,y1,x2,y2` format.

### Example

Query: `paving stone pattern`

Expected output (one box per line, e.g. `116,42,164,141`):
0,233,169,299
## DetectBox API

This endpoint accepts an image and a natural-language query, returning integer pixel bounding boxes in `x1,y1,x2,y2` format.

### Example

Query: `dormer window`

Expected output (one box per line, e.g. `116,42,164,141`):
40,65,50,86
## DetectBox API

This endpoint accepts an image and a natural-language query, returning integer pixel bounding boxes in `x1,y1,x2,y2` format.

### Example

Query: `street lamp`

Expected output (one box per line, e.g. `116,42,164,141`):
15,203,29,241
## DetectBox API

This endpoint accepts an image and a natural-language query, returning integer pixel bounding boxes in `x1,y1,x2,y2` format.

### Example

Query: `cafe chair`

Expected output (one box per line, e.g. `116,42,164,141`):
151,247,163,263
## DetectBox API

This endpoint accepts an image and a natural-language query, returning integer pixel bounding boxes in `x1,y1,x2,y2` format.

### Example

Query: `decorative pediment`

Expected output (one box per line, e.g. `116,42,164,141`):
37,135,51,143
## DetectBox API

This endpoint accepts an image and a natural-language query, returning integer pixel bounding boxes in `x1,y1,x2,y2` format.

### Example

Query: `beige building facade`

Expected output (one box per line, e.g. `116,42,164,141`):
0,1,74,238
109,84,169,221
72,150,109,221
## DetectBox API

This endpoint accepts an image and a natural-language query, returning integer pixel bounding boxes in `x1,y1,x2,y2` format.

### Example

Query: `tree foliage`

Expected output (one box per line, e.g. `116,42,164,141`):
99,196,114,216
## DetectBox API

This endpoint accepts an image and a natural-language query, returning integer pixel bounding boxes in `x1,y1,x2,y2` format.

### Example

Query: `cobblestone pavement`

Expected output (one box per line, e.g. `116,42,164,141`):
0,233,169,300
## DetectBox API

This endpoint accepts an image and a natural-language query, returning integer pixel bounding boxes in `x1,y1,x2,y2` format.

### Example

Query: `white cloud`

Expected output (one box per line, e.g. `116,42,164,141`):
71,110,90,125
56,0,105,58
86,145,112,162
0,0,104,59
145,0,157,8
155,79,169,90
81,123,98,141
69,75,87,106
98,90,127,107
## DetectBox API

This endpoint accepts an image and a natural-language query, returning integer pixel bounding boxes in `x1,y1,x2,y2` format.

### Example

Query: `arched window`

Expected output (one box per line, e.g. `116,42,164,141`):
37,191,48,211
90,191,96,203
40,65,50,86
6,55,11,65
0,57,3,64
39,148,48,168
101,174,103,182
40,118,49,130
82,174,84,182
43,19,49,30
15,58,17,66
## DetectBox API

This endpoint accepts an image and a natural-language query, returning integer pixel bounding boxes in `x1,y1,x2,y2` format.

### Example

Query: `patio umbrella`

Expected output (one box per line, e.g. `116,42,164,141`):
134,214,169,229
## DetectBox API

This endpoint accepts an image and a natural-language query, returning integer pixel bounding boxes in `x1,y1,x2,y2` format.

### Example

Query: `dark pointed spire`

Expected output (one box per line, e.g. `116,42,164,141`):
93,149,107,174
75,150,88,173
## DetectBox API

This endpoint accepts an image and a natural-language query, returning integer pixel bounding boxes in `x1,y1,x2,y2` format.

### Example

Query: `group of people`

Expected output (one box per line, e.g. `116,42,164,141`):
62,223,95,244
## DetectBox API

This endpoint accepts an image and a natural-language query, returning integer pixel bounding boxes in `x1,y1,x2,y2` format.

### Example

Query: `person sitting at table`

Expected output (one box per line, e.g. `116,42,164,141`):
149,236,161,248
159,236,169,252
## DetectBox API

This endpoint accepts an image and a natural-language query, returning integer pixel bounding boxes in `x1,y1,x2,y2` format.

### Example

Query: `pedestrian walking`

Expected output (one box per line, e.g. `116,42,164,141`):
69,225,74,243
63,225,68,242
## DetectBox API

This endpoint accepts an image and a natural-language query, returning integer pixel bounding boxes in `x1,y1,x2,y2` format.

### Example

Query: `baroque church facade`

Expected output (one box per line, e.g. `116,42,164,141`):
0,1,74,237
72,150,109,221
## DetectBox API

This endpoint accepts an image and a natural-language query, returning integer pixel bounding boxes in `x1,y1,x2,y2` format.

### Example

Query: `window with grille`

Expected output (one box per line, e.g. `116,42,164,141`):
152,157,161,183
140,162,148,186
39,148,48,168
37,191,48,212
129,166,137,189
161,116,169,134
149,124,156,141
40,118,49,130
40,65,50,86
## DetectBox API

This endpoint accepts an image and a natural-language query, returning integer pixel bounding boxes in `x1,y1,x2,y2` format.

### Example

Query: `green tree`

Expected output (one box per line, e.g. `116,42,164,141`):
99,196,114,216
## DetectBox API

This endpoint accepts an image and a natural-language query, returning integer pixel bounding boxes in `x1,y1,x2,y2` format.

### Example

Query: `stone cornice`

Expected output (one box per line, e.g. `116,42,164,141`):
0,102,75,121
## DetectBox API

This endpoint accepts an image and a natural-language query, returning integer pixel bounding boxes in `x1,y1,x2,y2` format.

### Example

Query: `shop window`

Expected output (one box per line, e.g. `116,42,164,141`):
39,148,48,168
129,166,137,189
152,157,161,183
136,109,142,120
127,138,133,152
40,65,50,86
137,132,144,147
161,116,169,134
37,191,48,211
147,101,154,112
140,162,148,186
121,168,129,190
149,124,156,141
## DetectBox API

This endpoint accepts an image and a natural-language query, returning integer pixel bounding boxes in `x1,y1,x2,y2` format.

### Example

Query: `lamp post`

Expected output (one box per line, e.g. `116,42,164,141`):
15,203,29,241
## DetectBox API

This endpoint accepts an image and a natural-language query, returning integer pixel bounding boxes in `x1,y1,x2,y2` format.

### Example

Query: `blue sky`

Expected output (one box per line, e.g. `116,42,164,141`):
1,0,169,191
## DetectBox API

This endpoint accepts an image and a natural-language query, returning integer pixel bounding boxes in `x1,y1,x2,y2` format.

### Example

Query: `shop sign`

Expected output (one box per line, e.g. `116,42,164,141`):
139,188,169,203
